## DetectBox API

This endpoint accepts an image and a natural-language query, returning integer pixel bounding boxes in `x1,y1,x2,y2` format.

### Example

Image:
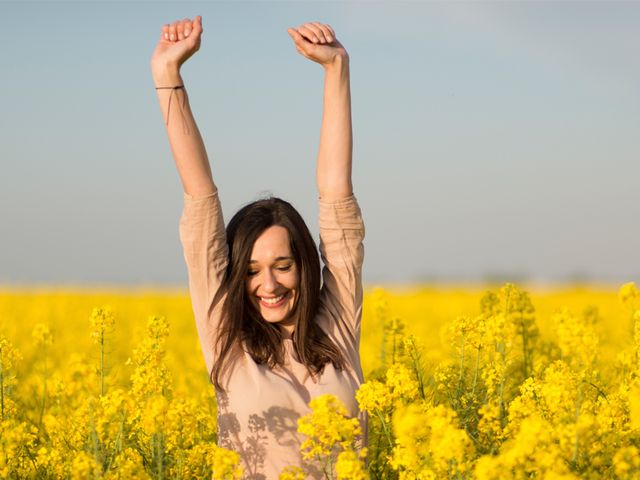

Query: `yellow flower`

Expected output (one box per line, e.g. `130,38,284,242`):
481,361,507,398
129,315,172,401
553,308,598,374
163,395,203,452
450,314,485,350
543,472,580,480
0,336,22,419
427,405,473,475
70,451,101,480
279,466,306,480
89,306,115,344
529,361,578,422
613,446,640,477
390,403,431,473
619,282,638,305
140,394,169,435
391,403,473,477
104,448,149,479
478,400,504,446
0,336,21,372
629,382,640,430
473,454,502,480
209,444,244,480
498,414,567,477
0,420,38,478
32,322,53,346
386,363,419,402
298,394,361,462
356,380,391,413
180,443,218,478
335,449,368,480
635,311,640,351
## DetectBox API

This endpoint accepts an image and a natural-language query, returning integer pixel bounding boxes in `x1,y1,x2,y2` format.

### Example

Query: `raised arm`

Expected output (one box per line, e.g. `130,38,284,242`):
152,17,226,375
151,16,215,197
287,23,352,201
288,24,363,358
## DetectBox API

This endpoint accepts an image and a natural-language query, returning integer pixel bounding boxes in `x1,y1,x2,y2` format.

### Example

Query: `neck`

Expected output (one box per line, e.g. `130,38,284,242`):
279,324,294,339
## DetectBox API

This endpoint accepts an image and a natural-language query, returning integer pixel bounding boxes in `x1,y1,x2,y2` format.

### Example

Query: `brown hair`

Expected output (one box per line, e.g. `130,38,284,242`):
210,197,345,390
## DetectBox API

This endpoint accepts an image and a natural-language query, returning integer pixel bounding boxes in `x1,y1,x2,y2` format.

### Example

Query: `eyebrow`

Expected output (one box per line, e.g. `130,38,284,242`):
249,256,294,264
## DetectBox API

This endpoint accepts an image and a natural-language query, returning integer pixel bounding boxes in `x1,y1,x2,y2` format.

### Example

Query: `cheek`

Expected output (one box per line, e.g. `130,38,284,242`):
290,271,301,294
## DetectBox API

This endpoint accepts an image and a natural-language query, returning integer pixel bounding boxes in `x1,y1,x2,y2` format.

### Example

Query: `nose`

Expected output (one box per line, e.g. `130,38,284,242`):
262,269,278,294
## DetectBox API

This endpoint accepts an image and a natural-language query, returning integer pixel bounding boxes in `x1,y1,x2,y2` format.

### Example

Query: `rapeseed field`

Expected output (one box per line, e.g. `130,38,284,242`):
0,284,638,479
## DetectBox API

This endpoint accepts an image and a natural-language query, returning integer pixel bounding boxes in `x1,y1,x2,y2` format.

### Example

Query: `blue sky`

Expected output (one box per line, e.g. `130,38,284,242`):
1,1,638,285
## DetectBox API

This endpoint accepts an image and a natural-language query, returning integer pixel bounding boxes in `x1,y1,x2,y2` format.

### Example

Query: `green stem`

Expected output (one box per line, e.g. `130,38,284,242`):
375,410,394,449
321,451,335,480
89,410,100,471
38,345,47,427
392,329,397,365
0,347,5,420
157,432,164,479
409,345,426,401
380,321,387,367
471,347,481,398
521,315,529,380
497,348,506,426
100,330,105,396
572,385,583,465
456,334,466,399
22,444,40,478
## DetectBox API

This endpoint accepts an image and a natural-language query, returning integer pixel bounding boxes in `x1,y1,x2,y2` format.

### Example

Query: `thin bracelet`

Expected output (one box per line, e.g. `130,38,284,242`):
155,85,188,132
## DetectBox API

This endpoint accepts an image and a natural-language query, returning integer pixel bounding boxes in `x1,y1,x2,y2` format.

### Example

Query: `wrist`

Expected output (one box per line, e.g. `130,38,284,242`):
151,60,183,86
323,53,349,74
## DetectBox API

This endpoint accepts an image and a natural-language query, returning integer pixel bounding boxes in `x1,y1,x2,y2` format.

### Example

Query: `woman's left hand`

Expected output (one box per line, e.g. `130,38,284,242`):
287,22,348,67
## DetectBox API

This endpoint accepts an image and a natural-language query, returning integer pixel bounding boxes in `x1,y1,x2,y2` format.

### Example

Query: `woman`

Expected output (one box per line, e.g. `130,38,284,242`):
151,16,365,479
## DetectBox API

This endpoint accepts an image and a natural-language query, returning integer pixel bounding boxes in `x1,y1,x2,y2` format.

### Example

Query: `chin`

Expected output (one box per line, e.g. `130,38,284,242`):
260,309,294,325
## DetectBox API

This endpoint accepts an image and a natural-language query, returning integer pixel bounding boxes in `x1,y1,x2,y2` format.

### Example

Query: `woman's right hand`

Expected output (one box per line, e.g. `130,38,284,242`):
151,16,203,81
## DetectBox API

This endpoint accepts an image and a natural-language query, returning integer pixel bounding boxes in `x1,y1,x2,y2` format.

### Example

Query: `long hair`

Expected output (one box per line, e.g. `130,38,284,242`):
210,197,345,390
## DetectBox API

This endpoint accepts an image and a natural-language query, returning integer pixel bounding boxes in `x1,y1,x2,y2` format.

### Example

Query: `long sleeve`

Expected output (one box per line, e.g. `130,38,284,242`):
317,195,365,365
179,189,228,374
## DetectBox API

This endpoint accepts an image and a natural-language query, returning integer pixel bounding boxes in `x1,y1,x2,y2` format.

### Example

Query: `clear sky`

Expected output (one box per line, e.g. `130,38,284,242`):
1,1,638,286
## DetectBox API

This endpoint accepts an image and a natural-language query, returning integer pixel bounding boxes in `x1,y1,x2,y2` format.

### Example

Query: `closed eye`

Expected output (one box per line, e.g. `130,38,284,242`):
276,264,293,272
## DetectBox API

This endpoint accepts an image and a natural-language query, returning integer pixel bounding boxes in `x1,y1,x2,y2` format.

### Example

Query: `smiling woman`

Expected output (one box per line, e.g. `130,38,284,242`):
151,15,365,479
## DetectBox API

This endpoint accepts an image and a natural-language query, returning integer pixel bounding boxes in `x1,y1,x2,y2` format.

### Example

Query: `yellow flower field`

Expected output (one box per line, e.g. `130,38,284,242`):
0,283,638,479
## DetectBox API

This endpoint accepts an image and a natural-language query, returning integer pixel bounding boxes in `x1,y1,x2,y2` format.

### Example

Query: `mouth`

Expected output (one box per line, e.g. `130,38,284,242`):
259,291,291,309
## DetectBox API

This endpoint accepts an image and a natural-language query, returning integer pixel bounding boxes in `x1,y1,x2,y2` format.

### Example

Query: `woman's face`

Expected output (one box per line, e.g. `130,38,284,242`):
246,225,299,333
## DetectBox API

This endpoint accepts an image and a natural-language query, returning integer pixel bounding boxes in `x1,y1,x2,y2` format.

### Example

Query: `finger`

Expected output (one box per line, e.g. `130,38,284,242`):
287,28,313,58
183,17,193,37
191,15,203,37
162,24,170,41
299,23,322,43
176,21,186,41
325,24,336,39
309,22,333,43
312,22,333,42
179,18,193,40
168,23,178,42
287,27,306,47
297,24,320,44
303,22,327,43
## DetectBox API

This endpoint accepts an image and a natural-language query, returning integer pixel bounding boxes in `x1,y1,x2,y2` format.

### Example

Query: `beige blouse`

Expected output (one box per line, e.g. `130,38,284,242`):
179,190,366,480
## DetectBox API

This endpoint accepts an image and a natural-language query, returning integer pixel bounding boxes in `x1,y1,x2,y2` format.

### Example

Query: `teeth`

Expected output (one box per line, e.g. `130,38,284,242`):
262,294,285,305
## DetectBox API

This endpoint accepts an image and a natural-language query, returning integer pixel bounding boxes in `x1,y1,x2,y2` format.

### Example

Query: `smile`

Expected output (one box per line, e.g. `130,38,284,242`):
259,292,290,308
